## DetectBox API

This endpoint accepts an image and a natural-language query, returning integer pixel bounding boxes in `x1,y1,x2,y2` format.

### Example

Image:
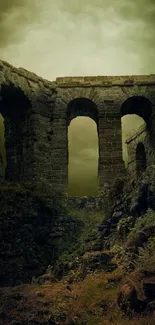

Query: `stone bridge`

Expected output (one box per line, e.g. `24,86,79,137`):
0,59,155,194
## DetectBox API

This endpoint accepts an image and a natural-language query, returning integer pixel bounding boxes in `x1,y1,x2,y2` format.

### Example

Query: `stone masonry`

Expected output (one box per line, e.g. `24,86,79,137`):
0,59,155,195
126,122,155,179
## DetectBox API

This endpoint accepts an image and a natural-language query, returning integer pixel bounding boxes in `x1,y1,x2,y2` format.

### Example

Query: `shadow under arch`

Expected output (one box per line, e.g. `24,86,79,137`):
121,96,152,124
67,97,98,126
136,142,147,176
0,83,32,181
66,97,99,196
0,83,31,119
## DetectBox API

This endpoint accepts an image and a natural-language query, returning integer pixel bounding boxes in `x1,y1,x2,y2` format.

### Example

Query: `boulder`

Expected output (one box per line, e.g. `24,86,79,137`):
118,272,155,315
117,281,139,315
81,250,116,273
143,278,155,302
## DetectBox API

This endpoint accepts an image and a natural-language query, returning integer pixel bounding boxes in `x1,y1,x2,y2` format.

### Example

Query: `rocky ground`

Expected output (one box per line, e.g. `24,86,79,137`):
1,253,155,325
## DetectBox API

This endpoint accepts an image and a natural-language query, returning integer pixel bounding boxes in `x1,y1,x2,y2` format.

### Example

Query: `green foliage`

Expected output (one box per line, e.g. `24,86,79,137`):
110,244,124,257
134,238,155,274
119,209,155,273
117,217,134,238
69,209,104,250
128,209,155,241
52,209,105,278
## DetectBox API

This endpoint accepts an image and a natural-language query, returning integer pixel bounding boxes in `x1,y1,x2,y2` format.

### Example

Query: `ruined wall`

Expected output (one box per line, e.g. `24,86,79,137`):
67,195,105,211
126,122,155,179
1,59,155,194
0,60,57,189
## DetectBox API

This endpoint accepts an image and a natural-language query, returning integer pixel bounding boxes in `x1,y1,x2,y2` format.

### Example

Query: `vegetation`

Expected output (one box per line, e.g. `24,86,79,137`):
1,263,155,324
1,170,155,324
125,209,155,274
134,239,155,274
0,184,84,286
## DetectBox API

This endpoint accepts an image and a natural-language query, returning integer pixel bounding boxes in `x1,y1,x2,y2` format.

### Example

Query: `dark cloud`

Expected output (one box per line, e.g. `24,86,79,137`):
118,0,155,22
0,1,39,48
118,0,155,71
1,0,155,49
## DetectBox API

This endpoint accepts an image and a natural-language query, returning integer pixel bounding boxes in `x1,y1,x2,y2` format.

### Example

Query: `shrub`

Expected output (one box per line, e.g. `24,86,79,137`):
117,217,134,239
133,238,155,274
127,209,155,241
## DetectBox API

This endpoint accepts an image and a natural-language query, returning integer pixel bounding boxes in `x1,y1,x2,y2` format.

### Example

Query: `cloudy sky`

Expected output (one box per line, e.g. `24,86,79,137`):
0,0,154,195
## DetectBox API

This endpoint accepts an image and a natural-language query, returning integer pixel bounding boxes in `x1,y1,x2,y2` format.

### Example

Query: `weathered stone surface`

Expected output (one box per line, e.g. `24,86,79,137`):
56,75,155,87
0,154,3,181
67,196,105,211
0,59,155,193
126,123,155,180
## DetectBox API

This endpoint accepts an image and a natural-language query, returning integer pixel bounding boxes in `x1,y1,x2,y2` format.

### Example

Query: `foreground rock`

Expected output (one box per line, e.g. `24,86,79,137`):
51,250,117,282
117,272,155,315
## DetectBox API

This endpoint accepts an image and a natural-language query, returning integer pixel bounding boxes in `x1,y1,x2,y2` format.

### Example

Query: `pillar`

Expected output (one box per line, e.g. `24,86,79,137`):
98,100,125,188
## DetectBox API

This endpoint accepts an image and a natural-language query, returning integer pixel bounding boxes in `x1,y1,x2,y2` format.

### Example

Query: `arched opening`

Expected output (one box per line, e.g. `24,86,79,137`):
121,96,152,168
136,142,147,176
67,98,99,196
121,114,145,168
0,83,31,181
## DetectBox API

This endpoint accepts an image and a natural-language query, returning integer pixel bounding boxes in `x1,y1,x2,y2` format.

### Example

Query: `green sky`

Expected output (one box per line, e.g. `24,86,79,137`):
0,0,154,195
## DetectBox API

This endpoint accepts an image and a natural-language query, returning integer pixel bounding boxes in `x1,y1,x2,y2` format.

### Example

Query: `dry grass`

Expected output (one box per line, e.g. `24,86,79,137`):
0,270,155,325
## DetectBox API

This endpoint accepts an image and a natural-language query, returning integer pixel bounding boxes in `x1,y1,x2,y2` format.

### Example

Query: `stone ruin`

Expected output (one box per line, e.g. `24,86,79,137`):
0,59,155,196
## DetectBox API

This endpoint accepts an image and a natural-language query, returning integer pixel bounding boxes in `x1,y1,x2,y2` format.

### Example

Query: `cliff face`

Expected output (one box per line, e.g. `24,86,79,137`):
98,165,155,248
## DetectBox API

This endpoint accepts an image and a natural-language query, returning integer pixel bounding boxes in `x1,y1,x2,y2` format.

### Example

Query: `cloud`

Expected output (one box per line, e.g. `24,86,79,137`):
0,1,40,49
0,0,155,77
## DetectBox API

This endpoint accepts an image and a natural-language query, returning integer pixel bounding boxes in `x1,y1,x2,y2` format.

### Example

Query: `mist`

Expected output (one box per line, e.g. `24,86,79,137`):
0,0,154,195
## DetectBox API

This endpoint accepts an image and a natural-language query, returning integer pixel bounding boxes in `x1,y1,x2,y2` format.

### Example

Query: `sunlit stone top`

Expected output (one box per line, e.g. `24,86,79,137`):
56,75,155,87
1,59,155,88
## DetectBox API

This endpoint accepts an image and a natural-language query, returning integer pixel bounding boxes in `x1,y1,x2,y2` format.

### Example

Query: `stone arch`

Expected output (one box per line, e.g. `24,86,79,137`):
54,87,104,119
67,97,98,125
66,97,99,195
120,96,152,123
121,95,153,168
0,83,32,181
136,142,147,176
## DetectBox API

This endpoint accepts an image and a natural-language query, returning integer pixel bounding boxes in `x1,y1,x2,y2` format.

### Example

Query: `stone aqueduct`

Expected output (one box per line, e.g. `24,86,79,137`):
0,59,155,194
